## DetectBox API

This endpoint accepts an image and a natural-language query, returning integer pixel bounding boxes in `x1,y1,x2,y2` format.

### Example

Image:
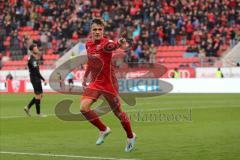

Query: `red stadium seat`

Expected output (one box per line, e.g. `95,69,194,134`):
43,61,54,65
46,49,54,55
4,40,10,47
43,54,59,60
23,55,29,61
39,65,48,69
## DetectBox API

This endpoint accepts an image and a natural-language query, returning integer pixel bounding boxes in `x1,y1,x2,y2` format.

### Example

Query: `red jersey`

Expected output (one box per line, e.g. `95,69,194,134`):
85,37,119,96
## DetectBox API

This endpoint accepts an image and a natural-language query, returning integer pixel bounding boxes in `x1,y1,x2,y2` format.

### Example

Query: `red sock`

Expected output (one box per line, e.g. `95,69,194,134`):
105,94,133,138
81,110,106,131
120,112,133,138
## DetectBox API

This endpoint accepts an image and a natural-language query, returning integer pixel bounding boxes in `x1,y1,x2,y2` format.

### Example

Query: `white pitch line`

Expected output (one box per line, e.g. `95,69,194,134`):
0,114,56,119
0,105,239,119
0,151,139,160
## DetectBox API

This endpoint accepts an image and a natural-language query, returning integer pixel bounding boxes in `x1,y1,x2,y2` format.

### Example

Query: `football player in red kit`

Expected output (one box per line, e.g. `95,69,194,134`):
81,18,136,152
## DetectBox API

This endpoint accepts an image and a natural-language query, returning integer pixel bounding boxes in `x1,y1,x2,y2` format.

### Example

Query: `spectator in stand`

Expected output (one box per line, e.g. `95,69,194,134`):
230,28,237,48
178,26,187,45
170,23,176,46
128,49,139,68
134,44,142,61
157,26,164,45
22,34,32,55
186,21,194,41
40,32,48,52
187,45,198,53
205,39,215,57
142,42,150,63
186,45,199,57
149,44,156,67
198,48,206,66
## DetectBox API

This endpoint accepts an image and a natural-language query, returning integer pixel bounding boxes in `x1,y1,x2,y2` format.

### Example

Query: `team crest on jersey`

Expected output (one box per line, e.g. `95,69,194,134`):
33,61,38,67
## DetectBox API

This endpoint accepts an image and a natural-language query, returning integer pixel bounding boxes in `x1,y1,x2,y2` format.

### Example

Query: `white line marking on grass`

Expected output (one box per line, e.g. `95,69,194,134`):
0,115,24,119
0,151,139,160
0,114,56,119
1,105,239,119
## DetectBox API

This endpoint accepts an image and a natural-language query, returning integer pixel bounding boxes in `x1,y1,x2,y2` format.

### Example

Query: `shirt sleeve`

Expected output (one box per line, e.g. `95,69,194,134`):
37,70,45,81
102,39,119,53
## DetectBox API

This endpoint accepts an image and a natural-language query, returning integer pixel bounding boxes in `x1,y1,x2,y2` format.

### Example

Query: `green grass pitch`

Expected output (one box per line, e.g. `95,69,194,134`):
0,93,240,160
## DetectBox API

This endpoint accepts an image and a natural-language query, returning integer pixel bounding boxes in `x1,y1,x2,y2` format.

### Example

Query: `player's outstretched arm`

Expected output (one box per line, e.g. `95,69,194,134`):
103,38,126,53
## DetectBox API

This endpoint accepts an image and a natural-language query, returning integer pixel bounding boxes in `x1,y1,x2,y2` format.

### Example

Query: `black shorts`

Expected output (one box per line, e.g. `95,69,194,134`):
31,78,43,94
68,79,73,84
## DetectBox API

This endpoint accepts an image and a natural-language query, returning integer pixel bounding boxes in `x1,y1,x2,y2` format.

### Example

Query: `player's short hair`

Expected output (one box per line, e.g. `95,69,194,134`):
29,44,37,51
90,18,105,27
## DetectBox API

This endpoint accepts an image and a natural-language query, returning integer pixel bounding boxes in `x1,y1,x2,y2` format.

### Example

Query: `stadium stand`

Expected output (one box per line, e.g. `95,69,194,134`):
0,0,239,70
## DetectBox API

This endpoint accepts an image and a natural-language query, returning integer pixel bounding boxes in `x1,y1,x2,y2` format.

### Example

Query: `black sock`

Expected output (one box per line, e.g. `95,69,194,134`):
27,97,35,109
35,99,41,114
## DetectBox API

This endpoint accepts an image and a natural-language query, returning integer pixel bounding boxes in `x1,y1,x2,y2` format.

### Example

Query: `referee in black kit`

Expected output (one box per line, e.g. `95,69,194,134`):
24,44,47,117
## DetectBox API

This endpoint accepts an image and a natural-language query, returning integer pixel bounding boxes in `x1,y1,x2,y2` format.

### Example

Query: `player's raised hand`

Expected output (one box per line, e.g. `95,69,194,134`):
118,38,126,45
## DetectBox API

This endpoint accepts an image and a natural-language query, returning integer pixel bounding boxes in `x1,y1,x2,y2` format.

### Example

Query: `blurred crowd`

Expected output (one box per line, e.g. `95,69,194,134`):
0,0,240,65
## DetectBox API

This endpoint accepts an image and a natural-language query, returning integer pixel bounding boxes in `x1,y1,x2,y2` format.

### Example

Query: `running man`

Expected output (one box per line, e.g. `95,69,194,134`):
81,19,136,152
